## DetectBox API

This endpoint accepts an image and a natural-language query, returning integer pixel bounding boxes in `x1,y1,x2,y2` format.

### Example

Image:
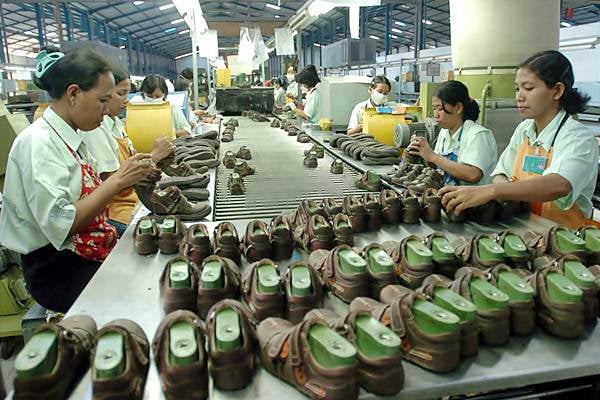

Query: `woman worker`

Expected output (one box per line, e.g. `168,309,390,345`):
293,65,321,124
273,77,288,107
407,80,498,185
0,47,156,312
141,74,192,137
347,75,392,135
81,64,174,236
285,64,299,100
440,50,598,229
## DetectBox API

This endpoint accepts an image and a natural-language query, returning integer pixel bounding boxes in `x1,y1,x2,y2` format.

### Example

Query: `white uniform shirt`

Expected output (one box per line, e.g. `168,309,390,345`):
347,99,373,130
81,115,130,174
172,103,192,134
434,119,498,185
303,86,321,124
286,80,298,99
274,87,286,107
0,107,97,254
493,109,598,217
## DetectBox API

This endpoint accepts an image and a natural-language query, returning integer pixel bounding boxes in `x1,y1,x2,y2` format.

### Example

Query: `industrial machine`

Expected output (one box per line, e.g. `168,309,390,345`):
215,87,274,114
319,76,372,130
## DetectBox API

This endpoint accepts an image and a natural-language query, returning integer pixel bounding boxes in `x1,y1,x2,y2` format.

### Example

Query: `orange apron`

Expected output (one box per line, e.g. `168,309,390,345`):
511,114,589,229
108,137,139,224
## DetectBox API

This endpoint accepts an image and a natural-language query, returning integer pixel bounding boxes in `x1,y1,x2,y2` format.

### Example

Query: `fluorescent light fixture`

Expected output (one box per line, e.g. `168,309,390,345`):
25,30,33,35
390,34,399,39
3,65,36,71
314,43,321,47
164,27,177,33
369,35,381,40
133,1,144,5
275,15,280,18
160,3,175,10
391,28,402,33
48,32,57,37
395,21,406,26
400,4,410,9
266,3,280,10
179,29,190,34
308,2,335,17
119,45,126,49
561,21,572,27
171,18,184,24
422,19,433,25
560,44,593,51
560,37,597,46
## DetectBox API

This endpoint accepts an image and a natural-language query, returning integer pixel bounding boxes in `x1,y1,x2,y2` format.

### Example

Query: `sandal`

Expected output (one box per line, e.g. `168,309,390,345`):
382,235,434,289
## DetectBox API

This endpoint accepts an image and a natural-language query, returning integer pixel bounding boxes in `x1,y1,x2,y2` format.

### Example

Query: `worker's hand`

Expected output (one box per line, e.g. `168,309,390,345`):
439,185,495,215
112,153,158,190
151,136,175,163
194,109,207,116
407,136,435,162
176,129,191,138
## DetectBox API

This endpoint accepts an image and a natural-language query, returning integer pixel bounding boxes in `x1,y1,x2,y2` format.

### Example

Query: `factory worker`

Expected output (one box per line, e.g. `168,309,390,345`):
81,64,174,236
285,65,298,100
347,75,392,135
440,50,597,229
294,66,321,124
407,80,498,186
141,73,192,137
0,47,155,312
273,77,288,107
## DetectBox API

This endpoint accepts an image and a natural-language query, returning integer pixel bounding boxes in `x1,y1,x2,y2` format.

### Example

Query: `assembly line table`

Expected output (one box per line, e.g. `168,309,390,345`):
24,117,600,399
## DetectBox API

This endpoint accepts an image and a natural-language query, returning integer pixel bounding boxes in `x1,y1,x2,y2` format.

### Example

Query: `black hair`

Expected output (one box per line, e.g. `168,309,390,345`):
518,50,589,114
180,68,193,80
111,63,130,85
433,80,480,122
295,64,320,88
274,77,288,90
174,77,190,92
33,45,112,99
370,75,391,90
287,64,297,73
141,74,169,98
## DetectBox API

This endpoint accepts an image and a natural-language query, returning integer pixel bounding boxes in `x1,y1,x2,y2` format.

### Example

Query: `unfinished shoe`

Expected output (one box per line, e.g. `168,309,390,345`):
467,201,496,224
134,216,159,255
400,189,421,224
486,264,536,336
349,290,461,373
289,199,328,230
420,188,442,223
297,133,310,143
150,186,212,221
493,230,531,269
330,159,344,174
304,309,404,396
423,232,459,279
197,255,241,319
91,319,150,400
359,243,398,298
332,213,354,246
576,224,600,265
158,216,186,254
242,258,285,322
361,193,382,231
543,225,588,260
257,317,359,400
271,119,280,128
234,160,255,177
382,235,434,289
181,188,210,201
417,275,479,358
179,223,212,265
159,256,198,314
222,151,237,169
379,189,402,224
451,267,511,345
269,215,294,261
342,196,367,233
152,310,208,400
293,214,335,252
284,262,323,323
308,244,370,303
242,220,271,262
205,300,256,390
228,173,246,195
157,174,210,191
14,315,97,400
213,222,242,265
322,197,342,219
303,151,318,168
453,233,506,270
236,146,252,160
355,170,382,192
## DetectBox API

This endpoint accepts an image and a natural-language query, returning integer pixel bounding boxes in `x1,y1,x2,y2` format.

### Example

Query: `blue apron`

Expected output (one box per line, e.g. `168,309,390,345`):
440,124,464,186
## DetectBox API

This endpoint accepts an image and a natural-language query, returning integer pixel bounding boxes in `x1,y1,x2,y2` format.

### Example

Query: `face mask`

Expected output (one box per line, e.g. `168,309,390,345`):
301,86,309,94
144,96,164,103
371,90,389,106
287,74,295,82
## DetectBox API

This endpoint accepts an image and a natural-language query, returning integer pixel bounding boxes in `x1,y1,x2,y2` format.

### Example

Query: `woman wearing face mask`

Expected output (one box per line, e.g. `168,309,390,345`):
293,67,322,124
273,77,288,107
347,75,391,135
285,65,298,100
440,50,597,228
81,64,174,236
0,47,156,312
408,80,498,186
141,74,191,137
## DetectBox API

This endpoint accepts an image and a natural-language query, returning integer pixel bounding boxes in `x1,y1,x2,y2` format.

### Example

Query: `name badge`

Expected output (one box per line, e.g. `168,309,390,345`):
522,154,548,175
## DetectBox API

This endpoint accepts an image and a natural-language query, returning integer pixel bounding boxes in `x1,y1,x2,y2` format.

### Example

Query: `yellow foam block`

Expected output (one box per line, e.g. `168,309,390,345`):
125,102,175,153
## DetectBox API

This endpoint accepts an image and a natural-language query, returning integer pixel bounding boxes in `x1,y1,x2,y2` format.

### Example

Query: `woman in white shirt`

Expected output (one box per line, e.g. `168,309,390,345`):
347,75,392,135
141,74,191,137
440,50,597,228
285,65,298,101
273,77,287,108
408,80,497,186
82,65,173,236
0,47,155,312
294,65,321,124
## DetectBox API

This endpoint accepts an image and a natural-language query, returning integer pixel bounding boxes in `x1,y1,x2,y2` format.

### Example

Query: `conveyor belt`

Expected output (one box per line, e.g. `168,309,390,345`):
213,118,370,221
